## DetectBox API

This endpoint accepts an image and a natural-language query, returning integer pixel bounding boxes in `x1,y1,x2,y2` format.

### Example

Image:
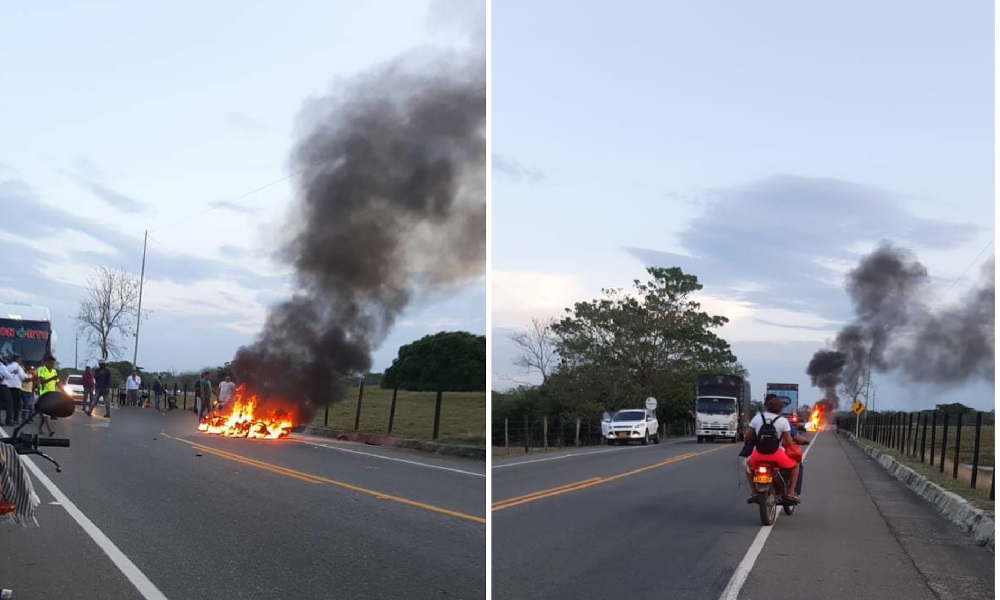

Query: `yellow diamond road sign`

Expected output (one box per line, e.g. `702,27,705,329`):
852,401,866,416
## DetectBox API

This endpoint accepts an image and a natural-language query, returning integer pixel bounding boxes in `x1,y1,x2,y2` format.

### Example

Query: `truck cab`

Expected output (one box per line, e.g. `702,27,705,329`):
695,374,750,443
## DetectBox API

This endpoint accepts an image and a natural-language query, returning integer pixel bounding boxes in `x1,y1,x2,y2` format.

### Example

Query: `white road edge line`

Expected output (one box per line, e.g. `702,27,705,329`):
492,439,692,469
718,431,820,600
292,439,485,478
492,448,622,468
2,429,169,600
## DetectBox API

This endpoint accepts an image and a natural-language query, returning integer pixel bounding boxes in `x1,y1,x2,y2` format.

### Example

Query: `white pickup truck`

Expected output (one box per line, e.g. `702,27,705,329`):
603,409,660,445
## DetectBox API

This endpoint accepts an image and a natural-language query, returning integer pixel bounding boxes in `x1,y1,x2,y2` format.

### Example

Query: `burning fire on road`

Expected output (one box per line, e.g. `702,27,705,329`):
808,408,821,431
197,385,294,440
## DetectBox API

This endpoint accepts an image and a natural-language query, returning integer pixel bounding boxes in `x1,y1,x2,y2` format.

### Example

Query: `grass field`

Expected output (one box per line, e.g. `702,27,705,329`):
872,425,994,467
308,386,486,446
172,387,486,446
860,436,994,516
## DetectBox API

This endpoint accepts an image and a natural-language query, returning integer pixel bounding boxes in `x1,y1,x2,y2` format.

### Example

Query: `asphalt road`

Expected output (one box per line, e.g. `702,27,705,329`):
1,406,486,600
492,429,994,600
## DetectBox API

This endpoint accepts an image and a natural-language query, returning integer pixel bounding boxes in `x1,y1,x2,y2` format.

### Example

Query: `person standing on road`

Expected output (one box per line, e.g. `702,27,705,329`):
152,376,164,412
198,372,213,420
35,354,58,436
125,370,141,407
82,366,95,412
0,360,10,425
217,375,236,410
19,366,34,422
2,355,28,426
90,361,112,417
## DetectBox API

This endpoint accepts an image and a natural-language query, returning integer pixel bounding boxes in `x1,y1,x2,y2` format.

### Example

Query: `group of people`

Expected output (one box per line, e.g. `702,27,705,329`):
81,362,113,417
195,373,237,420
76,365,238,419
0,353,59,436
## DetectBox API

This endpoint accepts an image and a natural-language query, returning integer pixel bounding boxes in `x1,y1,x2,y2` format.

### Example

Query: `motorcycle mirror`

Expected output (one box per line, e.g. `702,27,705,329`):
36,391,76,418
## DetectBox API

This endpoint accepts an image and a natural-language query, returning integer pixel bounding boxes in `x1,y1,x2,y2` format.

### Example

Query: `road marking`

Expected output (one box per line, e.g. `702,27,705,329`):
493,448,626,468
492,445,731,511
179,441,328,485
493,478,603,506
718,433,820,600
0,428,169,600
163,434,486,525
290,438,485,478
492,438,697,469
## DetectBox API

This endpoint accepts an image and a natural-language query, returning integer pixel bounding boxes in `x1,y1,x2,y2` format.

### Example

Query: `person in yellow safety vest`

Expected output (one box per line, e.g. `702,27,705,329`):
35,354,58,436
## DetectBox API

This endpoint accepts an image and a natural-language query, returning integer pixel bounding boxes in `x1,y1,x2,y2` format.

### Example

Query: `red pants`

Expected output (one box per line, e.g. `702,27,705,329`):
748,447,798,470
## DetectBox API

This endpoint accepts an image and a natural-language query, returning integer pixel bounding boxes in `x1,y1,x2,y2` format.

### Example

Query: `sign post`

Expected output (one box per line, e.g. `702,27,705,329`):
851,400,866,436
645,397,658,437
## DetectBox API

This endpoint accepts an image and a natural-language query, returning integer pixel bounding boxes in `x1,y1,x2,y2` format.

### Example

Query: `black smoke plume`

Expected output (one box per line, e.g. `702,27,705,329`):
807,242,994,408
230,53,486,423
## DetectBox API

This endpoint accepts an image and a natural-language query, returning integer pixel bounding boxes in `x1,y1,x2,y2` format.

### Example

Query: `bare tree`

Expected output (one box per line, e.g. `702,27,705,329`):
840,358,872,407
76,266,141,362
509,316,558,383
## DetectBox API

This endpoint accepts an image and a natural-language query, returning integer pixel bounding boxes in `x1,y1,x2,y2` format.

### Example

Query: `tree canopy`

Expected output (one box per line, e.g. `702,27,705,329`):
500,266,747,427
382,331,486,392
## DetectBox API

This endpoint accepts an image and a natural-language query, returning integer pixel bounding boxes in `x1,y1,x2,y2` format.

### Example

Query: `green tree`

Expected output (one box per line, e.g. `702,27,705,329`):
548,266,745,418
382,331,486,392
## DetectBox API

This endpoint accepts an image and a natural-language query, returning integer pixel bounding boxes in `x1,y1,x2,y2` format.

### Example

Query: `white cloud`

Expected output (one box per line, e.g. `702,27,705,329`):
141,278,268,330
492,270,590,329
398,317,480,330
723,307,839,344
0,230,119,261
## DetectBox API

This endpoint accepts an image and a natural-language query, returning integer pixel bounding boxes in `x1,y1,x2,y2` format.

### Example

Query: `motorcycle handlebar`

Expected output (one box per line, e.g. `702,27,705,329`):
36,437,70,448
1,433,71,450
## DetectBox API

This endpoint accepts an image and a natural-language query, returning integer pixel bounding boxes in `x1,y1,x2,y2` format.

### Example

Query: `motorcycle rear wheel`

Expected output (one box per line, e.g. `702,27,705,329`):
758,489,776,526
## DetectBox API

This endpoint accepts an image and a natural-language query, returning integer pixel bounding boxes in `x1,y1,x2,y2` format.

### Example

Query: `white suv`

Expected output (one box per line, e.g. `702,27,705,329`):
604,409,660,445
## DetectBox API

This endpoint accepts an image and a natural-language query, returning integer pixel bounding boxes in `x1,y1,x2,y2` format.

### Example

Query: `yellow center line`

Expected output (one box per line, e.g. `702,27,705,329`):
162,434,486,525
492,445,731,512
492,478,603,506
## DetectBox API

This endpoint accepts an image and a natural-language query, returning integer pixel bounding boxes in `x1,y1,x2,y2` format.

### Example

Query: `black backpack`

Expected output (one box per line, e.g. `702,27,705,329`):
755,415,782,454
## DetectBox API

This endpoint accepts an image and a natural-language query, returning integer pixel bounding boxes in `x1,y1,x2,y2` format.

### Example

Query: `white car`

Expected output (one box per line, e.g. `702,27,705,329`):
604,409,660,445
63,374,85,404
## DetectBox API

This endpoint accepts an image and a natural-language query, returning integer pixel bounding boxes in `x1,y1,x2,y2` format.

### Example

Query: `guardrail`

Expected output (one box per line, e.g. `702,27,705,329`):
836,411,994,500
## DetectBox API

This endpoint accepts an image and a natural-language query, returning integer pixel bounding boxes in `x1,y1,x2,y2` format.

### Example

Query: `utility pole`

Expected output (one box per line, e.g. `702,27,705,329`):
75,333,78,370
132,230,148,369
865,347,873,403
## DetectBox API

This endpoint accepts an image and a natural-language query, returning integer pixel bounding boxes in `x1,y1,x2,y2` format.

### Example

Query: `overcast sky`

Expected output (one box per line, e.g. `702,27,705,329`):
0,0,485,375
492,1,994,411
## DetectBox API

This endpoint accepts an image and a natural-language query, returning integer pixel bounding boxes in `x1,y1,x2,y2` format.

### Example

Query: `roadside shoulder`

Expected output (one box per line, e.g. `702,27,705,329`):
841,431,994,551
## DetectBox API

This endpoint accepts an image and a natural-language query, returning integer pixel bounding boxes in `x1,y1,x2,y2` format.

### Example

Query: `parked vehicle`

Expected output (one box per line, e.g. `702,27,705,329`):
0,303,57,368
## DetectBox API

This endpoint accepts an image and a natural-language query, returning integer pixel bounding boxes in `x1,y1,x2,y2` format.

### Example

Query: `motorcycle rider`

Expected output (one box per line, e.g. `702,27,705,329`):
787,421,809,496
740,394,801,504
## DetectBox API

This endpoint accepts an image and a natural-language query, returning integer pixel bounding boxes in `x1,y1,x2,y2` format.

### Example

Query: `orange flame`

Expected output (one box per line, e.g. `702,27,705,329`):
808,407,821,431
196,384,294,439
